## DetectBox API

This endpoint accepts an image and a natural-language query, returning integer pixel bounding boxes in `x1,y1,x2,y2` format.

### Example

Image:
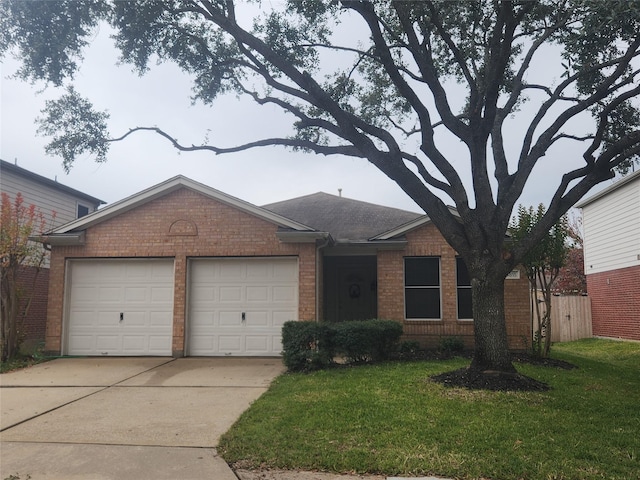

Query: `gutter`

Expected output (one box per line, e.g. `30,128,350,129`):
29,232,86,247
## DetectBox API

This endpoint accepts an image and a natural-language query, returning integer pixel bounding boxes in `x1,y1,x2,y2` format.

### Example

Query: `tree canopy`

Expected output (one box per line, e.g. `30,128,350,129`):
2,0,639,376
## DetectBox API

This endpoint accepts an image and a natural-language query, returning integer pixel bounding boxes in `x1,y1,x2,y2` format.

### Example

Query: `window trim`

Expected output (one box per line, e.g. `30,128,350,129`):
403,256,442,321
76,203,90,219
456,257,473,321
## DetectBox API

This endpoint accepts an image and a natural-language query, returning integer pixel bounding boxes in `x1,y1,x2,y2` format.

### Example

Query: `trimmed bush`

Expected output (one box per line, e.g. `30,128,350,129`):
281,321,335,372
281,320,404,371
333,319,403,363
439,336,465,354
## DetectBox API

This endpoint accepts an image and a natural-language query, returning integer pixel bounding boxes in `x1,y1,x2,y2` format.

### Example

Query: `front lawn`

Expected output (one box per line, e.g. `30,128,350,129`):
219,339,640,480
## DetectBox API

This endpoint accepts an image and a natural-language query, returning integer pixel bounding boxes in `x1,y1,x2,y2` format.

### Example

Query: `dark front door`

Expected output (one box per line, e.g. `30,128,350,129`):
323,256,377,322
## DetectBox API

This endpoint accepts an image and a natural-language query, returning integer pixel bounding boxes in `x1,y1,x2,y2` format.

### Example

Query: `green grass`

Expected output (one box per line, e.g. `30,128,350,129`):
219,339,640,480
0,346,51,373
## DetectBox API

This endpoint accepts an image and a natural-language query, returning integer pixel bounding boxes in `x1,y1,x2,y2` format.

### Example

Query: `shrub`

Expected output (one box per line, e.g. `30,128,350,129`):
333,320,403,363
281,320,404,371
281,321,335,372
397,340,422,360
439,336,465,354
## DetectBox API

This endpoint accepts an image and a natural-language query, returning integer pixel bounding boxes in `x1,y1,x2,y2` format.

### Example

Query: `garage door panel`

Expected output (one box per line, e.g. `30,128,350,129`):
66,259,174,356
122,335,146,352
70,286,99,304
99,287,122,302
247,286,269,301
246,312,268,326
219,311,241,326
220,263,243,279
220,286,242,301
125,287,147,302
274,262,297,279
97,311,120,326
218,335,242,352
191,286,215,302
150,311,173,326
151,287,173,301
69,310,97,326
246,262,269,278
124,312,147,326
96,335,119,351
188,258,298,356
245,336,269,353
273,286,296,302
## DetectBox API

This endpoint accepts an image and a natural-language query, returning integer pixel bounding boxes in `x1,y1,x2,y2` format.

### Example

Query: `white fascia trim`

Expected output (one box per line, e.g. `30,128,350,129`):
370,206,460,240
575,169,640,208
51,175,314,234
370,216,431,240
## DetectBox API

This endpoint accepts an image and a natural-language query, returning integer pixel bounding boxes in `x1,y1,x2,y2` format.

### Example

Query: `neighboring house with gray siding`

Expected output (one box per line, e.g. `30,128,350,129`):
0,159,104,347
576,169,640,341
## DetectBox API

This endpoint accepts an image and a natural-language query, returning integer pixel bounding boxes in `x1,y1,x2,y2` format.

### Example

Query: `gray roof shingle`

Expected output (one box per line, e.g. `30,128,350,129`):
262,192,423,241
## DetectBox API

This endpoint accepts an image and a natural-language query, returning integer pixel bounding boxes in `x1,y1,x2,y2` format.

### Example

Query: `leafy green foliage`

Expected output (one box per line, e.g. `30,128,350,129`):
0,0,108,86
281,319,403,371
281,321,335,372
36,87,110,172
511,204,569,357
333,319,403,363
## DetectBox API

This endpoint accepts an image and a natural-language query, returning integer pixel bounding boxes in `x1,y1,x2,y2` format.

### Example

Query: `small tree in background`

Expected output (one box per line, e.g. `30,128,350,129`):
0,192,53,362
554,212,587,295
511,205,568,358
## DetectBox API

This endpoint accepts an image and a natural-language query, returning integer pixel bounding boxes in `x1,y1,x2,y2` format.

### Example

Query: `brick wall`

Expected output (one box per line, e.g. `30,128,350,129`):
45,188,316,355
378,223,530,350
587,265,640,341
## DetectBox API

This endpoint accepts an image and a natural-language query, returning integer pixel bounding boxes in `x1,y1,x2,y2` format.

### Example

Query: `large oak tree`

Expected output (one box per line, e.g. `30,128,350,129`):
2,1,639,376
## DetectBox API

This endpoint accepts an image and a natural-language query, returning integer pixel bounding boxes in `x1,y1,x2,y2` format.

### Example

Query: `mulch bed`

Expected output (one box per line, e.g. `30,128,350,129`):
429,353,577,392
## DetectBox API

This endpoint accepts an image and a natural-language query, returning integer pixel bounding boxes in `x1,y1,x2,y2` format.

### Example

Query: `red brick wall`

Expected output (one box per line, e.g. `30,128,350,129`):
587,265,640,341
378,223,530,350
45,188,317,355
16,265,50,346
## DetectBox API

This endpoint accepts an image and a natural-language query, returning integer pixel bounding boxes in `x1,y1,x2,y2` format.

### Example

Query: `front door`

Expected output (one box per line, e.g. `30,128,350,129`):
323,256,377,322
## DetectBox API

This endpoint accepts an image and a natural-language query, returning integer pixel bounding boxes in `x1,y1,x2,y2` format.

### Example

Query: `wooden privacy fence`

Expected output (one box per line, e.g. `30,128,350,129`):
549,295,593,342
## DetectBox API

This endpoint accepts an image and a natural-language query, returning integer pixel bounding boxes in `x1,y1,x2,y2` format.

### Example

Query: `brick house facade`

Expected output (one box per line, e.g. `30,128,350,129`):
40,176,531,356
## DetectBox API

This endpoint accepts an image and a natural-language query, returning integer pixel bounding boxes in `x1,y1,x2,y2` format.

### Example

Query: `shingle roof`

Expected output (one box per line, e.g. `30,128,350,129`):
262,192,423,241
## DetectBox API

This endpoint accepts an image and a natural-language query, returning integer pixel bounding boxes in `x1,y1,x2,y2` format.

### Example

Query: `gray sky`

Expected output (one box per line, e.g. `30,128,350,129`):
0,17,616,215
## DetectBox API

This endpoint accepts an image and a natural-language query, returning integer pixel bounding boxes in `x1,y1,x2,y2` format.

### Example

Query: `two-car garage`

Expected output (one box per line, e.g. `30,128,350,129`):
64,257,299,357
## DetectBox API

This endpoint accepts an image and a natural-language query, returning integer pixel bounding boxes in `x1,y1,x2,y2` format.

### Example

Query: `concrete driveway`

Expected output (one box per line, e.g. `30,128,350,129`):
0,357,284,480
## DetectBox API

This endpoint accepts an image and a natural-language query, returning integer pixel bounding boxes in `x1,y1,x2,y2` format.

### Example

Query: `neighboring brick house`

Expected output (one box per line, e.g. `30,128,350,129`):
576,169,640,341
0,159,104,347
38,175,530,357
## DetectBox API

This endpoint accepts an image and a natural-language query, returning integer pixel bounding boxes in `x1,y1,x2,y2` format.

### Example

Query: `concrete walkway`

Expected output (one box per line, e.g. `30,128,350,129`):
1,357,284,480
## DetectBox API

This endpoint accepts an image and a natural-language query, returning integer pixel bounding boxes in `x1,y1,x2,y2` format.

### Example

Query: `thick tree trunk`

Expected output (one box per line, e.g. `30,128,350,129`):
469,274,517,374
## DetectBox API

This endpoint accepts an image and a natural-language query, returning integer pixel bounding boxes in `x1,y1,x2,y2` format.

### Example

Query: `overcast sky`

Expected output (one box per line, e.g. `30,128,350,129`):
0,13,618,215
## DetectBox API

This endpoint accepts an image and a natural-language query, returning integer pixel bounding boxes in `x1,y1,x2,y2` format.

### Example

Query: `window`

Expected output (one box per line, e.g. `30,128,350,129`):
77,204,89,218
456,257,473,320
404,257,440,319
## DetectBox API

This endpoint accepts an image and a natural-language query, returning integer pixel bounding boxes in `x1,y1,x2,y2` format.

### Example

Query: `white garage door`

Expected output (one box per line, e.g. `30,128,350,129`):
188,257,298,356
66,259,174,356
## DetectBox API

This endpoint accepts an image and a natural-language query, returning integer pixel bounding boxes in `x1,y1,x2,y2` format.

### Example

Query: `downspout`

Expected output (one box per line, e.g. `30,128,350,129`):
315,234,331,322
